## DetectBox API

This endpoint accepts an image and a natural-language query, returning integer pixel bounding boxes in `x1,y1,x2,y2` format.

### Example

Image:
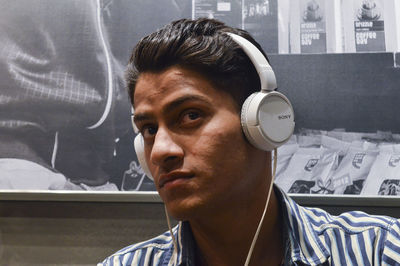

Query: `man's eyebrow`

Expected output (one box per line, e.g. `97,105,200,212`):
163,94,211,114
133,94,211,124
133,113,152,124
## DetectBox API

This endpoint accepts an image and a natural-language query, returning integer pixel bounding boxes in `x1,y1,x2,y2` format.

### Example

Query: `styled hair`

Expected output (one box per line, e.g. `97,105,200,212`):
125,18,269,109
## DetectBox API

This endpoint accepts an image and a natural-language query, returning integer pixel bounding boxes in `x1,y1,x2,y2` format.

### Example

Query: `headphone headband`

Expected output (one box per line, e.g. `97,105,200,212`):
226,33,277,92
227,32,295,151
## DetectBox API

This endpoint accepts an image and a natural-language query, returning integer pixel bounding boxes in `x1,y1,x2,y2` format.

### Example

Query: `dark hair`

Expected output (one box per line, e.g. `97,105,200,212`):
126,18,269,109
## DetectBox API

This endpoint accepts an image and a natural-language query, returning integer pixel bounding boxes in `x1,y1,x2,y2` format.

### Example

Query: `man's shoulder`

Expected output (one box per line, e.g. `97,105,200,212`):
98,229,176,266
280,191,400,264
301,204,399,235
280,190,399,236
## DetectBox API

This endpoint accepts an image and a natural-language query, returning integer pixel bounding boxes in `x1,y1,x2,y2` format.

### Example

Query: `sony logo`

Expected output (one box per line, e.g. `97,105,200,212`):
278,114,291,120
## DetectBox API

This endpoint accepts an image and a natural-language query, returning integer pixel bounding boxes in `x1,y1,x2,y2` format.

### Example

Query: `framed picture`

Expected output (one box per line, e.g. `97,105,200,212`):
2,0,400,200
0,0,191,196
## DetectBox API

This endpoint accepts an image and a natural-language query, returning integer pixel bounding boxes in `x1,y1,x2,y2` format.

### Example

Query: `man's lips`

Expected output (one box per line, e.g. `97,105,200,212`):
158,171,194,188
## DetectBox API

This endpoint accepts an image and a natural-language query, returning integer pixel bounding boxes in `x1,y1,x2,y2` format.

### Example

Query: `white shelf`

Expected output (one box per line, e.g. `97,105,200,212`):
1,190,400,207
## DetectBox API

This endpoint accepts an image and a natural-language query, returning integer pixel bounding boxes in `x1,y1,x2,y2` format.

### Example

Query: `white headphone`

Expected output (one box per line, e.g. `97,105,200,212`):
132,33,295,180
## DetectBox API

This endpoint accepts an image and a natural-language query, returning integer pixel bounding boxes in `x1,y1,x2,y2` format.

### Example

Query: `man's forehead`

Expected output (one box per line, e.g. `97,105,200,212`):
134,69,192,103
133,67,214,108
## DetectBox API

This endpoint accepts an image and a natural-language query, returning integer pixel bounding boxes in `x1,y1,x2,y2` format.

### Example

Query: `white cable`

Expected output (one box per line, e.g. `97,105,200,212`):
163,148,278,265
88,0,113,129
51,131,59,168
164,205,178,255
244,148,278,266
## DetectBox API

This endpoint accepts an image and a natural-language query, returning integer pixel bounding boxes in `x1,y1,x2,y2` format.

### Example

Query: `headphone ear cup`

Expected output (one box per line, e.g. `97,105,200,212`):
241,92,258,146
241,91,295,151
134,134,154,181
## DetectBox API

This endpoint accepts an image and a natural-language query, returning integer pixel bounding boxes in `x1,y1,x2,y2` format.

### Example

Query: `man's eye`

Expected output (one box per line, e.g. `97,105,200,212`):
181,110,202,125
141,125,157,138
187,111,200,120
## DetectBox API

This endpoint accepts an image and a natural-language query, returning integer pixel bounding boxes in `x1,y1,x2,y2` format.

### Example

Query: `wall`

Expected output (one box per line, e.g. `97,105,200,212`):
270,53,400,133
0,200,169,265
1,197,399,266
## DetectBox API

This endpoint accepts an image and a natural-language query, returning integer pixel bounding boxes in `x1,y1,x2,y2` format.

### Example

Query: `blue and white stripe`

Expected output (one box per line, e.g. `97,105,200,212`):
99,188,400,266
99,226,181,266
280,191,400,266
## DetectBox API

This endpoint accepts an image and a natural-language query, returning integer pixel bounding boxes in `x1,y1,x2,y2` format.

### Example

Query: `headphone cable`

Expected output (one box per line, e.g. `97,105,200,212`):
164,205,179,256
244,148,278,266
164,148,278,265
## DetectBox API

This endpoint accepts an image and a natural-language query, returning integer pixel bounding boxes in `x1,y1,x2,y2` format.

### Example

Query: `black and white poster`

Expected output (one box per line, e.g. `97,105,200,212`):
353,0,386,52
2,0,399,195
192,0,242,29
0,0,191,192
299,0,327,53
243,0,279,53
193,0,279,54
342,0,399,52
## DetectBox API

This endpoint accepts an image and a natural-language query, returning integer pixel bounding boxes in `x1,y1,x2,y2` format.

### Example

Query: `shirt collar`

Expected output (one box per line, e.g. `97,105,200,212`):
167,221,197,266
180,221,197,265
173,187,331,266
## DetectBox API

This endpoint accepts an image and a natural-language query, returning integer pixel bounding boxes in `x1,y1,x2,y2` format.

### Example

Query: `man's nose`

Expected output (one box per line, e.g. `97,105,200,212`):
149,127,183,170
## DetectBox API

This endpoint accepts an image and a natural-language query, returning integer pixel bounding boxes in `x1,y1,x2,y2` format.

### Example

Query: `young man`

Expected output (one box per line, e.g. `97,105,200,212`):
100,18,400,266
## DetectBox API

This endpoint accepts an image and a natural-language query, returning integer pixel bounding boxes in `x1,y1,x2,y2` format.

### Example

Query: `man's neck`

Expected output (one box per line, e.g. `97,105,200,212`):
189,185,284,266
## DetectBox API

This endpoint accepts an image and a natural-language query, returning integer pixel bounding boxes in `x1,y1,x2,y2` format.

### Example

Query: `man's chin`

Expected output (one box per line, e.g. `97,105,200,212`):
163,197,203,221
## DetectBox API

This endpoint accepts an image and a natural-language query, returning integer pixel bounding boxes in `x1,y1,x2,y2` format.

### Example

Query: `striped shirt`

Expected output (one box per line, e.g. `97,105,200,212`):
99,187,400,265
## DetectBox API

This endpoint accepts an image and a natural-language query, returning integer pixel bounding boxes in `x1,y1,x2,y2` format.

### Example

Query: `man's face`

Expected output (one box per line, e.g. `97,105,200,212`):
133,66,267,220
